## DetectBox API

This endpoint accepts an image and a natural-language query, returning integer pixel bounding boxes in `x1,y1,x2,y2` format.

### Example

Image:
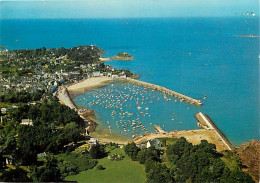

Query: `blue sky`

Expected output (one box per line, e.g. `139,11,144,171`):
0,0,259,19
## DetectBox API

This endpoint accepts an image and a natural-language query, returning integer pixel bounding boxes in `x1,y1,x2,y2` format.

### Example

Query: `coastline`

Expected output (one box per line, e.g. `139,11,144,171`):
57,76,233,152
67,77,113,92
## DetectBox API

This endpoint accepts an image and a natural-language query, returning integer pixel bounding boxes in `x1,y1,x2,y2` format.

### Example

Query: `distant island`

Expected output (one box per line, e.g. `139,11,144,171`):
99,52,134,61
234,35,260,38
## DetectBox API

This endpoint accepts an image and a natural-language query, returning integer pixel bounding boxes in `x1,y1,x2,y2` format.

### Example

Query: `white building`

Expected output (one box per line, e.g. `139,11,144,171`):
88,138,99,146
119,75,127,79
93,71,101,77
21,119,33,126
112,75,118,79
107,72,112,77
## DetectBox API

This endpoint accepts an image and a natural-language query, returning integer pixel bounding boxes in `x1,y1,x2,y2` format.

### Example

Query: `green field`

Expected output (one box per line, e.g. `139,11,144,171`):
65,147,146,183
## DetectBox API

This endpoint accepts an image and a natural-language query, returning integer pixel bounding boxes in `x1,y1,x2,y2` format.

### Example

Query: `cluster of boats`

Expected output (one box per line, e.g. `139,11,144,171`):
77,82,191,138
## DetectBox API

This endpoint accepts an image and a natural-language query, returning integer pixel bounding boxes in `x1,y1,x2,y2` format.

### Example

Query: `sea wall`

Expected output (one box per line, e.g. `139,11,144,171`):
195,112,234,151
123,78,202,106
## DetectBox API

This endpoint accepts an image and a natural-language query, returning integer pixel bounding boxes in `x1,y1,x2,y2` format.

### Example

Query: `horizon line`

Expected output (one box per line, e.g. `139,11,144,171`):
1,15,259,20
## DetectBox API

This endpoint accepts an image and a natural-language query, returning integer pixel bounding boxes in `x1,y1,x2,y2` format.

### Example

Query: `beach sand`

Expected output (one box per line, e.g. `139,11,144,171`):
90,129,131,145
133,129,229,152
67,77,113,92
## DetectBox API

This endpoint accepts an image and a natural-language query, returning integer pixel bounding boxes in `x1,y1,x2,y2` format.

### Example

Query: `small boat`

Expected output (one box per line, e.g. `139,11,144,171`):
204,95,207,100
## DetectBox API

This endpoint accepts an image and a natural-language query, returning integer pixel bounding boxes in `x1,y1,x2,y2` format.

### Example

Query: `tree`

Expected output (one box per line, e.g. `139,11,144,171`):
97,165,105,170
137,146,160,164
89,144,106,159
225,170,254,183
59,161,79,177
0,167,31,182
31,156,62,182
146,163,174,183
63,122,82,144
144,158,157,173
124,143,140,161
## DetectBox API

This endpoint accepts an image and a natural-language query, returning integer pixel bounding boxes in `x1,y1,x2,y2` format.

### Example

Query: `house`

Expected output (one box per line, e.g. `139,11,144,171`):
107,72,112,77
88,138,98,146
5,156,14,165
93,71,101,77
21,119,33,126
80,64,87,69
1,108,8,114
146,139,162,149
37,152,47,159
112,75,118,79
119,75,127,79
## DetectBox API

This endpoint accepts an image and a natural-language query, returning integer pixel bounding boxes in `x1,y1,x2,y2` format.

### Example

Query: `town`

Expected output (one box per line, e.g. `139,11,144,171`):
0,45,137,95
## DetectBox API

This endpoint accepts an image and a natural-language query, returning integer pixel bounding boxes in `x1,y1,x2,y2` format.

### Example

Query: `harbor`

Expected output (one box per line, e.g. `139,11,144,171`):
72,79,200,139
56,76,235,152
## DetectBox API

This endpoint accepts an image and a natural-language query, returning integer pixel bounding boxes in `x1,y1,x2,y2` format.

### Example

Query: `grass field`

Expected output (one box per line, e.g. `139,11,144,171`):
65,147,146,183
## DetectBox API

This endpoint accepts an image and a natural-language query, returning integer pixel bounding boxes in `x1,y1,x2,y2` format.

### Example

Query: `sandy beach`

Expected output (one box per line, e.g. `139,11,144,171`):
67,77,113,92
133,129,229,152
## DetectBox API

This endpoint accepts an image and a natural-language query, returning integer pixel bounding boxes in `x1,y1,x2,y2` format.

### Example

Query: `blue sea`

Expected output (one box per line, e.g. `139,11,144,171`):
0,17,259,146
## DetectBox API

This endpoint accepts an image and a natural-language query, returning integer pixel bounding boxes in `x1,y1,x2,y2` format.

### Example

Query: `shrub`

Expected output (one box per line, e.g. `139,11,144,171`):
97,165,105,170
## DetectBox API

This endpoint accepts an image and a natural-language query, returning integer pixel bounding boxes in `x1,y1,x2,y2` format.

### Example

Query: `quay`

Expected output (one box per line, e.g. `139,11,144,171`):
195,112,234,151
154,125,166,134
124,78,202,106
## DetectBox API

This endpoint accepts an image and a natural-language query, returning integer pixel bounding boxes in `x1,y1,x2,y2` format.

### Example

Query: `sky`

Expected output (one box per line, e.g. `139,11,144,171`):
0,0,259,19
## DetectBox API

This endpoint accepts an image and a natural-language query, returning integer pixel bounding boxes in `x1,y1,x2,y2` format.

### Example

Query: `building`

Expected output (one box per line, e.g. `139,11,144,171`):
107,72,112,77
37,152,47,159
120,75,127,79
1,108,8,114
112,75,118,79
21,119,33,126
88,138,98,146
93,71,101,77
146,139,162,149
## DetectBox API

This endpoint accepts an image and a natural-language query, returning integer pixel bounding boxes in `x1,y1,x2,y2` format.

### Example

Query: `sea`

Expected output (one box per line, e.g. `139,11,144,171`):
0,17,259,146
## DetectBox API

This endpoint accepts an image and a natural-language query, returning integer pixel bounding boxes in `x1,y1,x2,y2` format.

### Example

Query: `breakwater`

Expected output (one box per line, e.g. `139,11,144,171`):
121,78,202,106
195,112,234,151
154,125,166,134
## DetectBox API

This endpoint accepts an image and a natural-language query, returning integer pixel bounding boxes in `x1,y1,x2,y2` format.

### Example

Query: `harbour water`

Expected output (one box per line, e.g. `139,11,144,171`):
73,81,200,138
0,17,259,146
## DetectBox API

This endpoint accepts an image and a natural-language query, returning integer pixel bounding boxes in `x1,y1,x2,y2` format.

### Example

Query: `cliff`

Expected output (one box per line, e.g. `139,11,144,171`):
236,139,260,182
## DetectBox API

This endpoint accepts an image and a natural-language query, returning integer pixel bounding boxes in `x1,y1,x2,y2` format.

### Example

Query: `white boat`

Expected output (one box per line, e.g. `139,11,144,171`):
137,106,142,110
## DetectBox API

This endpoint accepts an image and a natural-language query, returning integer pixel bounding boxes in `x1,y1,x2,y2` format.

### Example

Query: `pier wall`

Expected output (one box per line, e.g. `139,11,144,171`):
124,78,202,106
154,125,166,133
195,112,234,151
